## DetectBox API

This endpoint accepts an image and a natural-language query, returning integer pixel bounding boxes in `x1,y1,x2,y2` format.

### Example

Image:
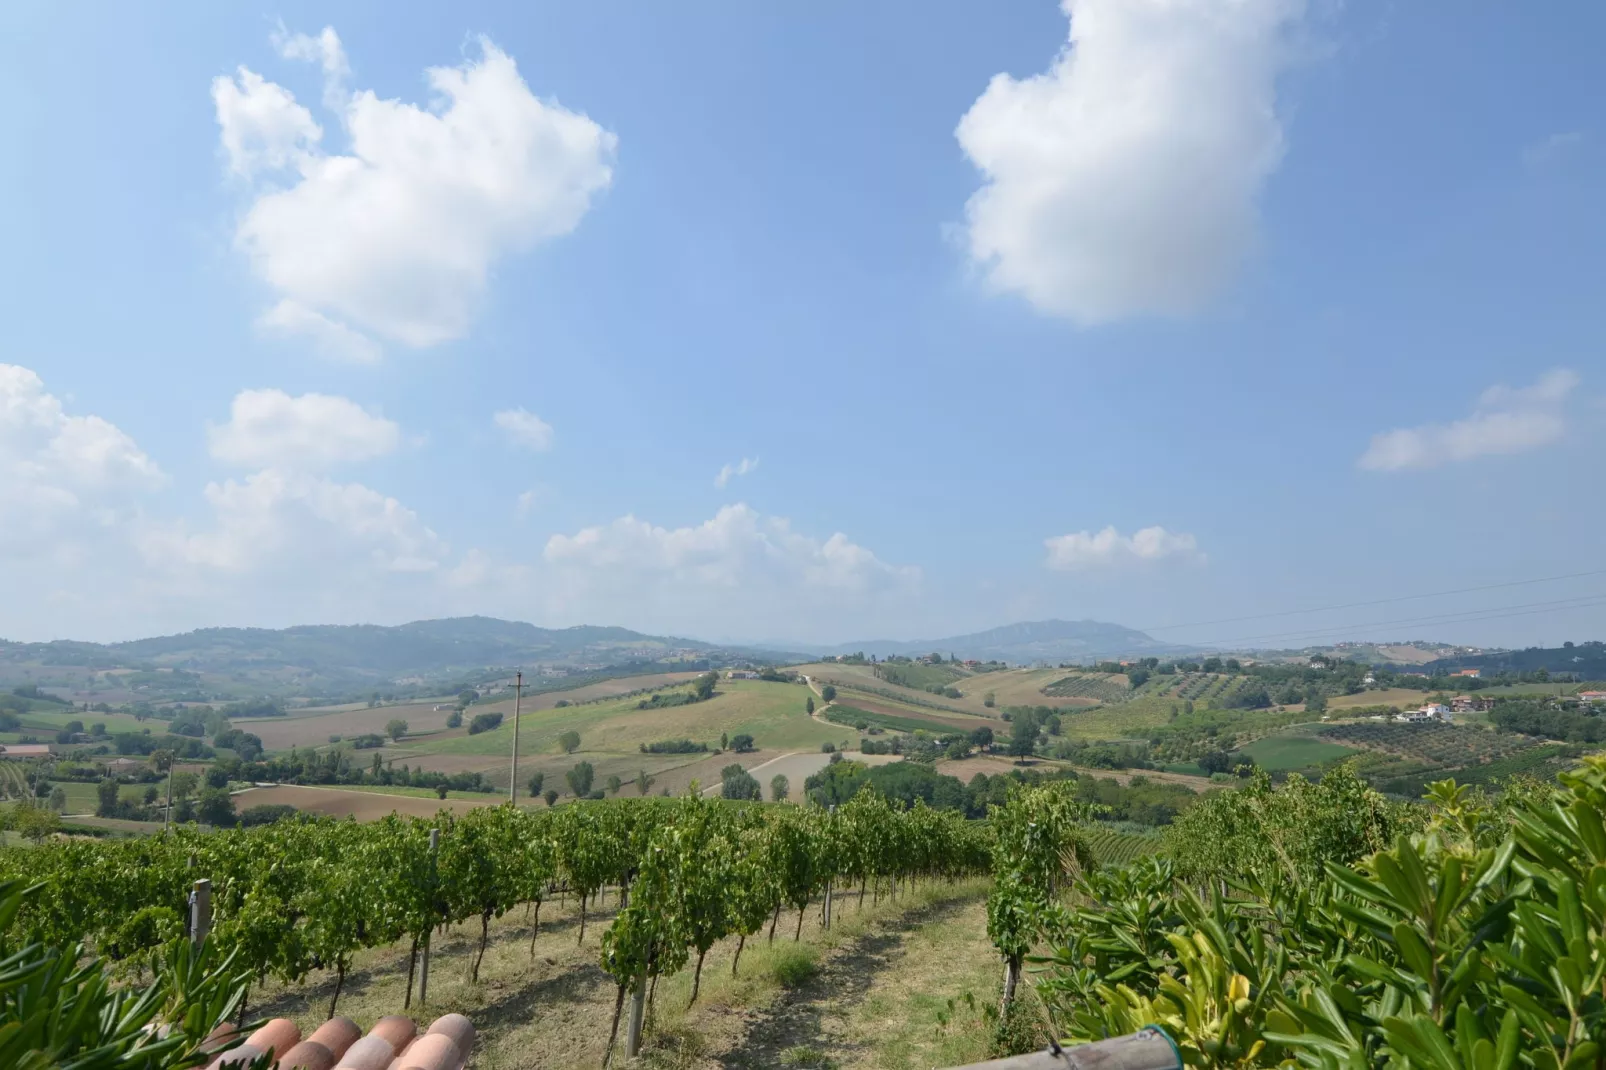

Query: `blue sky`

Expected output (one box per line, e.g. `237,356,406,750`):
2,1,1602,648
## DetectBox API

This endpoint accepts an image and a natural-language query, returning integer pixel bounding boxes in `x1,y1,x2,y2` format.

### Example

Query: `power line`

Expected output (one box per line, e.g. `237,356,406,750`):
1193,592,1606,649
1140,568,1606,633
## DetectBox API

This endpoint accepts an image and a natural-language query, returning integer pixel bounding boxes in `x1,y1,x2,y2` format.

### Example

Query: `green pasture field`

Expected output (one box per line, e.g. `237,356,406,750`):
397,679,837,761
1236,734,1358,772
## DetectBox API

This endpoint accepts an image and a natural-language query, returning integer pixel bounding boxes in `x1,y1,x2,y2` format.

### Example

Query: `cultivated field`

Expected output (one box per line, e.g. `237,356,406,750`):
230,784,490,820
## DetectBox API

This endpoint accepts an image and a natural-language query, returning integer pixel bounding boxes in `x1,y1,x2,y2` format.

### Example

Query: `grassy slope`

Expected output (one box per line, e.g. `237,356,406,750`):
402,680,831,759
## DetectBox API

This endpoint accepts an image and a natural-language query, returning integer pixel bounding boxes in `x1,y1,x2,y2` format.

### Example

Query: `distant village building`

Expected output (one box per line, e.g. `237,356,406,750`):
1451,695,1491,714
727,670,760,680
1453,668,1482,678
1580,691,1606,704
1398,703,1452,724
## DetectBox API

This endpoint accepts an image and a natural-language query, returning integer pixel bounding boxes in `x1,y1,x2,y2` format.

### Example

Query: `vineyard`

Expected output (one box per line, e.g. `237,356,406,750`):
1041,673,1131,704
0,792,989,1060
18,750,1606,1068
1320,720,1536,764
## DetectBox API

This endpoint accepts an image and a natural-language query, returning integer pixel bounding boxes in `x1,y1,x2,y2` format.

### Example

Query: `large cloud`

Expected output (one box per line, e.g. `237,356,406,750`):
540,504,918,635
0,364,166,556
214,28,616,357
956,0,1302,322
1045,525,1201,571
141,469,447,576
1358,369,1580,472
208,388,400,471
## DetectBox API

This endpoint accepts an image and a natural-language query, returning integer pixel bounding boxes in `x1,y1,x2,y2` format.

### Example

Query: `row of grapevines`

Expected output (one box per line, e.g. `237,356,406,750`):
0,792,988,1032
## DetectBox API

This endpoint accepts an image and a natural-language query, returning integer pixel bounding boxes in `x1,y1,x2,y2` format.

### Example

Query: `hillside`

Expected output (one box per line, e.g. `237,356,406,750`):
0,617,807,703
810,618,1191,664
1420,640,1606,677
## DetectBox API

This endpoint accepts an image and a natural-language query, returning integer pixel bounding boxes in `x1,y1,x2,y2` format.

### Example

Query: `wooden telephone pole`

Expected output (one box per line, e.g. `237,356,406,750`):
508,671,523,803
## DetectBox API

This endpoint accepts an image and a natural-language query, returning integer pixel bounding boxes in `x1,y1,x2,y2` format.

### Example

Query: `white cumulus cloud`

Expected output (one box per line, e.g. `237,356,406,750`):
541,504,918,635
142,469,446,575
956,0,1303,323
715,456,759,488
215,28,617,356
208,388,400,472
0,364,166,556
494,408,555,451
1358,369,1580,472
1045,525,1201,571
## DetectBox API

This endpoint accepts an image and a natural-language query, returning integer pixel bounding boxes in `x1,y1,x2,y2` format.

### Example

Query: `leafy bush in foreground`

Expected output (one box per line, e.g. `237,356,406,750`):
1005,760,1606,1067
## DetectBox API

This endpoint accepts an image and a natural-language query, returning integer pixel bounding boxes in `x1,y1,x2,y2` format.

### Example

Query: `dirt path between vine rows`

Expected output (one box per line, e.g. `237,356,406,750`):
711,892,981,1069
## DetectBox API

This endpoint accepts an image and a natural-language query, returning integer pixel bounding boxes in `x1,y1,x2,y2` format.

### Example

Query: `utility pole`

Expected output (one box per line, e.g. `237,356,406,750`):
509,670,523,804
163,756,174,832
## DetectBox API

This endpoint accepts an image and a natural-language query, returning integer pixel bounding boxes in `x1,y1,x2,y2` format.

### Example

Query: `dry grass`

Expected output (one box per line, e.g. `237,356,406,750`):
1327,689,1424,711
242,875,994,1070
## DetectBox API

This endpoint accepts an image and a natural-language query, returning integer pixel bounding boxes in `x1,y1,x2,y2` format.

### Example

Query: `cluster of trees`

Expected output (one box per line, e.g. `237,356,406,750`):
1490,695,1606,742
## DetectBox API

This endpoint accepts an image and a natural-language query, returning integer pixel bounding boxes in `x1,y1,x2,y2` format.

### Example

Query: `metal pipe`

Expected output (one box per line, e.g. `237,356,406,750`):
190,879,211,946
942,1029,1181,1070
420,827,440,1005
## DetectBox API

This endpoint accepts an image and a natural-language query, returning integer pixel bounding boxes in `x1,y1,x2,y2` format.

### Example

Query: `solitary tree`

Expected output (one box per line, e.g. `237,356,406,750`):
805,697,815,715
527,771,545,797
544,788,559,807
558,730,581,755
821,685,836,702
386,719,409,741
1006,714,1039,763
970,725,994,751
770,774,789,802
984,692,996,708
605,774,623,795
567,761,595,797
636,769,655,796
94,779,120,818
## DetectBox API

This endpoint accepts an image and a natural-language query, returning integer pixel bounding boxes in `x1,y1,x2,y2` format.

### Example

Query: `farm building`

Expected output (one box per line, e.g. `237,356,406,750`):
1398,703,1451,724
1580,691,1606,704
726,670,759,680
1453,668,1482,678
1451,695,1491,713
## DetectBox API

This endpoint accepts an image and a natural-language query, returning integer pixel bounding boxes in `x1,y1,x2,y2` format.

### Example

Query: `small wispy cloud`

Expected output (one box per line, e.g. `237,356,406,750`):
715,456,759,489
1523,131,1586,170
494,408,554,451
1358,368,1579,472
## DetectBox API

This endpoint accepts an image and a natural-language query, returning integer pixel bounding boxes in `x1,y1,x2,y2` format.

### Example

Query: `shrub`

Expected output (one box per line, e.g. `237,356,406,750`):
820,742,836,753
445,709,463,728
771,944,820,988
730,733,756,753
468,712,504,735
237,803,296,827
639,739,708,754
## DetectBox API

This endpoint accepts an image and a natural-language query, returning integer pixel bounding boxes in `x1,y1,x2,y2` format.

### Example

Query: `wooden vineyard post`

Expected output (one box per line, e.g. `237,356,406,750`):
190,879,211,946
420,827,440,1005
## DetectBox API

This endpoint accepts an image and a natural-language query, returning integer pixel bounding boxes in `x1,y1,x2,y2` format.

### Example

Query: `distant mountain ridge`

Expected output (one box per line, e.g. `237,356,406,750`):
0,617,808,695
809,618,1192,664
